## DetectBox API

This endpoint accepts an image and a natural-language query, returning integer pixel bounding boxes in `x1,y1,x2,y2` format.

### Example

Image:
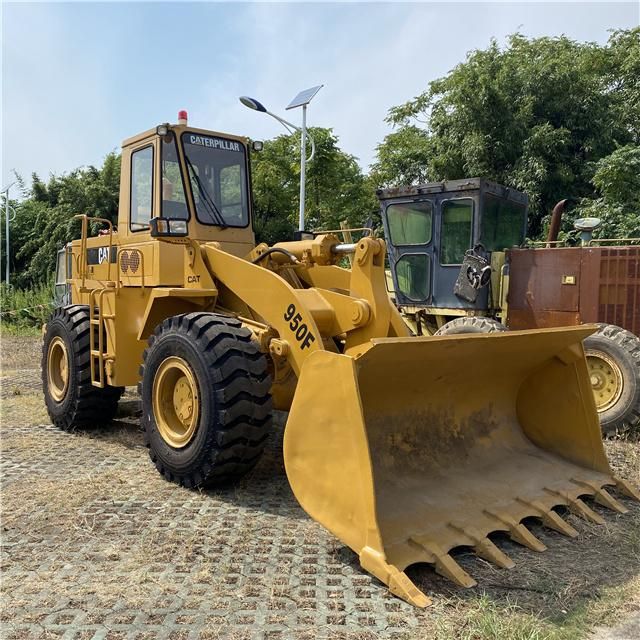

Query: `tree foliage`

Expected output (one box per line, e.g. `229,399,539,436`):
372,28,640,238
2,153,121,289
251,127,377,245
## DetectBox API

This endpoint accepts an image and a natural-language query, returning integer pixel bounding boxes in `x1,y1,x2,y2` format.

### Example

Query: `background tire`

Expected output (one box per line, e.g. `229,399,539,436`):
584,323,640,436
42,305,123,431
140,312,273,488
434,316,507,335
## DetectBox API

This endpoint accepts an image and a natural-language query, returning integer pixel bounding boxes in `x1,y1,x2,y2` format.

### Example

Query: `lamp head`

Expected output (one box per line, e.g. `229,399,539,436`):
239,96,267,113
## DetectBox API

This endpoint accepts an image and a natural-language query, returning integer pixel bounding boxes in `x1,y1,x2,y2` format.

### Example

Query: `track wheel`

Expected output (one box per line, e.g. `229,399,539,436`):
434,316,507,335
584,324,640,436
42,305,123,431
140,312,273,488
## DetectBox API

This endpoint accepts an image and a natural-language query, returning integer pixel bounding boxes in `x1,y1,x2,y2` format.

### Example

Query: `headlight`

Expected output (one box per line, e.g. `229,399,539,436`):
150,217,188,238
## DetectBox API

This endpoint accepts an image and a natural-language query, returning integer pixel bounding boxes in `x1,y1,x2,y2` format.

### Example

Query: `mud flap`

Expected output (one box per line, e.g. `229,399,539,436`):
283,326,639,607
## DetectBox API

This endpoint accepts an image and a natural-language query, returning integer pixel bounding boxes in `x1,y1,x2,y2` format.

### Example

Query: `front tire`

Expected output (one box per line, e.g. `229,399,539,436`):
42,305,123,431
434,316,507,335
584,324,640,436
140,312,273,488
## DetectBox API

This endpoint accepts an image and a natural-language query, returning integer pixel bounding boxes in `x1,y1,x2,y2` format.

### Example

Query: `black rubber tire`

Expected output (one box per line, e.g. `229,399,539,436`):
140,312,273,488
42,305,124,431
434,316,507,335
584,324,640,436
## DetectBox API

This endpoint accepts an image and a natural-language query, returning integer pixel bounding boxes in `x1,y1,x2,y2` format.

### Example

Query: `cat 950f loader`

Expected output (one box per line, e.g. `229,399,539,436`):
43,114,638,607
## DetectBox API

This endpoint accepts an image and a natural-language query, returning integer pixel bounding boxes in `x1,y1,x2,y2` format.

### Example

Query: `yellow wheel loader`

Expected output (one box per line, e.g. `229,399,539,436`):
42,114,639,607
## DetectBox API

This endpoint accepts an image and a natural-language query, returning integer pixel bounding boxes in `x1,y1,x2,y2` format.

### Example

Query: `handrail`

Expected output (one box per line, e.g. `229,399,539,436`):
315,227,373,237
73,214,115,283
529,240,566,247
587,238,640,246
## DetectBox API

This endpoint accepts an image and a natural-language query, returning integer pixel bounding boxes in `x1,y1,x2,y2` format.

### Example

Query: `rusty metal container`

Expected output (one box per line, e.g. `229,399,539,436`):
507,246,640,336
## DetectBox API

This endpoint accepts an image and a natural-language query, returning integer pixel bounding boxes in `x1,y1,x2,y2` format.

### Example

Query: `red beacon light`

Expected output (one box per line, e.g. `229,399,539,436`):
177,110,188,125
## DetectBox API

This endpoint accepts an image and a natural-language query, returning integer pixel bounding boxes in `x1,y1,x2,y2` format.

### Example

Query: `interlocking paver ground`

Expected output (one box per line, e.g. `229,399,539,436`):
1,335,639,640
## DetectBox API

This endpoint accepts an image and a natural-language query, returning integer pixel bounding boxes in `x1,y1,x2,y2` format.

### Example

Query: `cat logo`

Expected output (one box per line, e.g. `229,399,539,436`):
98,247,110,264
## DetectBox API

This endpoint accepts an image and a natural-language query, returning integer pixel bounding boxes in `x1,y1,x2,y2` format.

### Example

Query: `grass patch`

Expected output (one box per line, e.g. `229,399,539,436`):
0,322,42,336
0,282,54,330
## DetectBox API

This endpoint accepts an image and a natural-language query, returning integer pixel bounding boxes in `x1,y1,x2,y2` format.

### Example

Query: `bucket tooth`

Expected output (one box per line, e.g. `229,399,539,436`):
485,510,547,552
570,498,606,524
516,498,579,538
593,488,628,514
571,479,628,514
359,546,431,608
435,554,477,588
475,538,515,569
544,488,606,525
448,523,515,569
411,538,477,588
614,477,640,501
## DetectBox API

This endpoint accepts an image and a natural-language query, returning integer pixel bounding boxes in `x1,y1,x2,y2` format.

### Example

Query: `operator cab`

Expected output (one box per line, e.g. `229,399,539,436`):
378,178,528,311
119,111,257,253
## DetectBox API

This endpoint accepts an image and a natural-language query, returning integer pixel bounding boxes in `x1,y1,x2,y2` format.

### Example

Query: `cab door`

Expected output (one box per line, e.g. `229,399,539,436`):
431,196,483,309
382,199,434,306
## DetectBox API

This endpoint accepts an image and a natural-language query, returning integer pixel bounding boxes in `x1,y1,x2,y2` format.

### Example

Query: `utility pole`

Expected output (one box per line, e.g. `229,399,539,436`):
1,182,15,285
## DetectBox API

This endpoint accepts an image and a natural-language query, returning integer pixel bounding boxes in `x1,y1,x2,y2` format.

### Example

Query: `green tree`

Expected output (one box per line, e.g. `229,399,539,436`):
251,127,378,245
574,145,640,238
372,28,639,239
2,153,121,289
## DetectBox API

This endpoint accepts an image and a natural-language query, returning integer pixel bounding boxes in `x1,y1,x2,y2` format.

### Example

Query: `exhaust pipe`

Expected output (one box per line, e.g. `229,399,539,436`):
546,199,571,246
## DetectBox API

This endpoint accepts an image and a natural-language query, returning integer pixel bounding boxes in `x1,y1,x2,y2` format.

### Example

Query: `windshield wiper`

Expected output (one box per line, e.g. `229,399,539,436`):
184,155,227,229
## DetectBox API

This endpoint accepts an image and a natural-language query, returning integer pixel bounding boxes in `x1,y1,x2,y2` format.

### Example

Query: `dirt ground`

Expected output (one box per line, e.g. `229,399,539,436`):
1,335,639,640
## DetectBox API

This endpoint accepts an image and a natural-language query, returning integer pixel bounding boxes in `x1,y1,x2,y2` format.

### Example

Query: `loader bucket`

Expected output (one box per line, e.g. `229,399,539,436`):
283,326,639,607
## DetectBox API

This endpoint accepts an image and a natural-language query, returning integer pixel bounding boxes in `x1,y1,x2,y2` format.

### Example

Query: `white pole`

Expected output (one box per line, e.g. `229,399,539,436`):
2,184,12,285
298,104,307,232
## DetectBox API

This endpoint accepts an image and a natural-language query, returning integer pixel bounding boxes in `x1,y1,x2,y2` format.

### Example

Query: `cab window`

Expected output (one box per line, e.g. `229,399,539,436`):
395,254,431,301
440,199,473,265
386,201,432,246
181,133,249,227
480,194,526,251
130,146,154,231
161,137,189,220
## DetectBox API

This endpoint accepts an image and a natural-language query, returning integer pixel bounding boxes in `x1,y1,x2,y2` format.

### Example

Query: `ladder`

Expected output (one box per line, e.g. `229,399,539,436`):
89,288,116,388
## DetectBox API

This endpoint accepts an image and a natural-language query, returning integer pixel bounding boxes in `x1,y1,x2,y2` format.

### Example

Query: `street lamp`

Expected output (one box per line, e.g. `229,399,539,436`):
239,85,323,232
1,181,15,285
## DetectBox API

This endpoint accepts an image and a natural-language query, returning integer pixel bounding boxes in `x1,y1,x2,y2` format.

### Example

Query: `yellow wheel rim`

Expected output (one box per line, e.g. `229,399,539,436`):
152,356,200,448
586,349,624,413
47,336,69,402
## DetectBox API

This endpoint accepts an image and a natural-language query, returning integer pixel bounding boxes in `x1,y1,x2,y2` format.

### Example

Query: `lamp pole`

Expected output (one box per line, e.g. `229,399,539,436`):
299,104,307,232
1,182,15,285
239,85,322,232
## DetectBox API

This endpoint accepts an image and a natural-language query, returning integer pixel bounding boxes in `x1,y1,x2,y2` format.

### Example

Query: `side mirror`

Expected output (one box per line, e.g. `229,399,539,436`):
150,217,188,238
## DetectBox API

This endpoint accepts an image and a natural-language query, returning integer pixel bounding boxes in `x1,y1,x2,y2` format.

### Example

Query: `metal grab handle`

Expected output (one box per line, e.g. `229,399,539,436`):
73,214,115,283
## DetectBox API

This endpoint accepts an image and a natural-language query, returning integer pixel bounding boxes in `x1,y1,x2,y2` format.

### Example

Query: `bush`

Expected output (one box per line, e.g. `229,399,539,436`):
0,282,54,331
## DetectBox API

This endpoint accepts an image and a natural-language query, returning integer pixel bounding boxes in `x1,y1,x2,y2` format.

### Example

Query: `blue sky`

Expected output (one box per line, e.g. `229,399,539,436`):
2,2,639,189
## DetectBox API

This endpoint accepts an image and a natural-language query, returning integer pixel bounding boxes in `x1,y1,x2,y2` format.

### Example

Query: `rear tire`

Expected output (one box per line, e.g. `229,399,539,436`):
42,305,123,431
584,324,640,436
435,316,507,335
140,312,273,488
